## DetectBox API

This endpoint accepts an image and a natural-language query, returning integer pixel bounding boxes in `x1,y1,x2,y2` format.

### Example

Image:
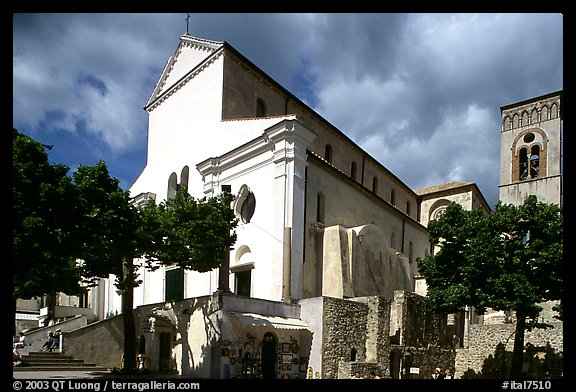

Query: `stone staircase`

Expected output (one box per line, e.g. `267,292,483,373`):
14,340,107,372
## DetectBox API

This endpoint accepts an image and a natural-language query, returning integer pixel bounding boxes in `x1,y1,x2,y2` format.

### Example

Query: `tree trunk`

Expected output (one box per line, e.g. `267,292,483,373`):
120,259,137,372
121,286,137,372
46,292,56,326
510,309,527,378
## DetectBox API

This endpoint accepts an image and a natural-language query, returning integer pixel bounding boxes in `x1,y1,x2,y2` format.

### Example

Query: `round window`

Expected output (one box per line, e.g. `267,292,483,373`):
523,132,535,143
241,192,256,223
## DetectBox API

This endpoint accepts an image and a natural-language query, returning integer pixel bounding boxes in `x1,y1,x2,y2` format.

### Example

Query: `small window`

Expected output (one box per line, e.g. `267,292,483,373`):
324,145,332,163
165,267,184,302
372,177,378,193
316,192,325,224
390,189,396,206
350,161,357,180
235,270,251,297
256,98,267,117
406,201,411,216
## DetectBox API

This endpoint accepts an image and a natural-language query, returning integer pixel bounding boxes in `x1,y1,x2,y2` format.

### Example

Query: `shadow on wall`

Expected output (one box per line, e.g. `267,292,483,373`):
461,342,563,379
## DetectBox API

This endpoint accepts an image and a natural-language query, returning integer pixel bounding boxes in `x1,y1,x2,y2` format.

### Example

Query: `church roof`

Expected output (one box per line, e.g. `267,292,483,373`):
144,33,225,110
414,181,475,196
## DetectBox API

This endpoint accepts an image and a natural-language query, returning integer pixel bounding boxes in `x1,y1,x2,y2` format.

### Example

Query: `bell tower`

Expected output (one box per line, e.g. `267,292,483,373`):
498,90,562,206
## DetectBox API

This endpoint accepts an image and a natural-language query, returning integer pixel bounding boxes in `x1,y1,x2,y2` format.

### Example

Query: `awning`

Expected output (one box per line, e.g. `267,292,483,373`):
228,312,309,330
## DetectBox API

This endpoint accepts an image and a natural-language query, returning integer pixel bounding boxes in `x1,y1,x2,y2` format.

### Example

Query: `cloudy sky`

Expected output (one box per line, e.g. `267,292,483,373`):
13,13,563,209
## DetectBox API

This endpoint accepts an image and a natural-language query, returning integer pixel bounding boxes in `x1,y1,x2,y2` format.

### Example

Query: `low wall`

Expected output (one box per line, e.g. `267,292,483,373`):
63,315,124,370
457,321,563,378
23,315,88,346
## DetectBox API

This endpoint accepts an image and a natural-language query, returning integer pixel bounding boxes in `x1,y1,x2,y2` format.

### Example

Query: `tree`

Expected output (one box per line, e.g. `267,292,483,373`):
148,186,238,272
74,171,238,372
72,161,143,371
418,195,563,378
12,129,85,333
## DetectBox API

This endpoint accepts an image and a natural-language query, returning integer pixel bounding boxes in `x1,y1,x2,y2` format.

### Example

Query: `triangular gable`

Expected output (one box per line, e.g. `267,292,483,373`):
145,33,224,109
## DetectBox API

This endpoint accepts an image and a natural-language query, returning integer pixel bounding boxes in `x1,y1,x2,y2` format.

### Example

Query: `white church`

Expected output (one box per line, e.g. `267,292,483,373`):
18,32,562,379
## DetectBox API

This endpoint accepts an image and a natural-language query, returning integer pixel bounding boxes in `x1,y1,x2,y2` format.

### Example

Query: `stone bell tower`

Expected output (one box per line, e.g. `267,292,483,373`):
498,90,562,206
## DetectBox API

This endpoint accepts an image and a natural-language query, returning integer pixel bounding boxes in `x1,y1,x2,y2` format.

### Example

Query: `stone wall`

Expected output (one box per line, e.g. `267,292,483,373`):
397,292,456,379
321,292,456,379
457,321,563,378
63,314,124,370
321,296,368,379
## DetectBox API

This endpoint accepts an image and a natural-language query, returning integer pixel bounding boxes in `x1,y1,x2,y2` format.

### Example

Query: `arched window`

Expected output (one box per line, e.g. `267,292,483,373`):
529,145,540,179
521,111,529,127
256,98,267,117
167,172,177,199
518,131,541,181
316,192,325,224
513,113,520,128
551,103,559,119
372,176,378,193
531,108,539,124
541,106,549,121
503,116,512,130
519,147,529,181
324,144,332,163
180,166,189,192
350,161,357,180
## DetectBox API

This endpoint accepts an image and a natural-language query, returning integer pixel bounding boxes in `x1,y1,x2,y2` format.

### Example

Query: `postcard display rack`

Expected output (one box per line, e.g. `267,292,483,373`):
221,334,308,379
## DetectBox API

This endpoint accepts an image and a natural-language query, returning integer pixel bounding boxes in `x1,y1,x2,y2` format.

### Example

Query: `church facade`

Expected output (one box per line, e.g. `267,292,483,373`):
58,34,561,379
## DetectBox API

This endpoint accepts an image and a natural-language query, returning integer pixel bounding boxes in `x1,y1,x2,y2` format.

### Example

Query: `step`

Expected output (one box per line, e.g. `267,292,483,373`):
15,351,106,372
13,365,109,372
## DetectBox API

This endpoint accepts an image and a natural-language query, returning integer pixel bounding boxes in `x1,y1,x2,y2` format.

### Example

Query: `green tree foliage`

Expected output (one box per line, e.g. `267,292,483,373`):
12,129,84,330
14,129,238,372
418,195,563,378
72,161,142,371
148,186,238,272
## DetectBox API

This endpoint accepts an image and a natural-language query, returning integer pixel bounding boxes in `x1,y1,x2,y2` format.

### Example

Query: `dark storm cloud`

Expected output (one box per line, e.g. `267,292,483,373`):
13,13,562,206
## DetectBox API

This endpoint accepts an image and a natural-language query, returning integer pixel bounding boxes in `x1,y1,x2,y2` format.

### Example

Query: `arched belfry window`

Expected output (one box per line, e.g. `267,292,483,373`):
519,147,529,181
256,98,267,117
517,131,542,181
324,144,332,163
529,145,540,178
